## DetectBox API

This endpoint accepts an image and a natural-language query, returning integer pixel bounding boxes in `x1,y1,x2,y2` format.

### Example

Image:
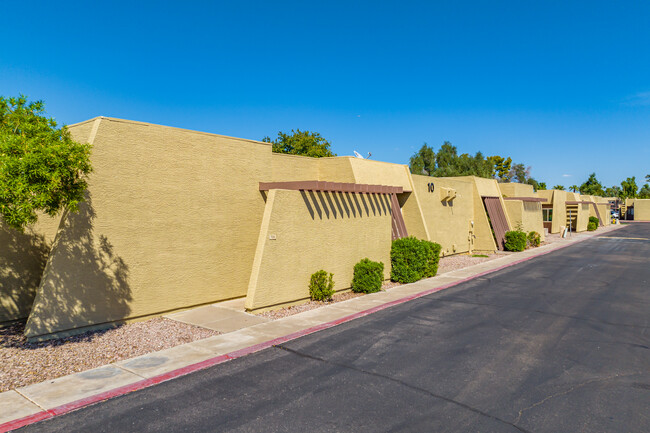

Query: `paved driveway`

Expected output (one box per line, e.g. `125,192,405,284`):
20,224,650,432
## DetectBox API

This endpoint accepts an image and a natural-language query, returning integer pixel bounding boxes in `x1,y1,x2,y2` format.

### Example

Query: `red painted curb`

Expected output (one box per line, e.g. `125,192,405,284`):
0,229,616,432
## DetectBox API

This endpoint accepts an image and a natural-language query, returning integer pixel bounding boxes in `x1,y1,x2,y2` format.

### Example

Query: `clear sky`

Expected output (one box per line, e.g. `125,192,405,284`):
1,1,648,189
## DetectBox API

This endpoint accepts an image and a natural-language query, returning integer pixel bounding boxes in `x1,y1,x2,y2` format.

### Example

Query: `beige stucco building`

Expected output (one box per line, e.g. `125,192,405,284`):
0,117,576,339
498,183,546,241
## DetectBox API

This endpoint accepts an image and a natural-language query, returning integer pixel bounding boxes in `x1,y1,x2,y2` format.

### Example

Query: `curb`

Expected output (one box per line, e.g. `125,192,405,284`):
0,226,623,432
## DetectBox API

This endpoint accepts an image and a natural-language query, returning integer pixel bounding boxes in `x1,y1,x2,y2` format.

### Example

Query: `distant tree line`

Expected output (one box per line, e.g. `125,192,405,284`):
264,130,648,199
555,173,650,199
408,142,547,190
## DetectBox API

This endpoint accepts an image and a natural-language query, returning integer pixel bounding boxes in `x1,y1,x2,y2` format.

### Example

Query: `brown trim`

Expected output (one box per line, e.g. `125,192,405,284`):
390,193,408,240
503,197,547,202
259,180,403,194
565,200,591,205
482,196,510,251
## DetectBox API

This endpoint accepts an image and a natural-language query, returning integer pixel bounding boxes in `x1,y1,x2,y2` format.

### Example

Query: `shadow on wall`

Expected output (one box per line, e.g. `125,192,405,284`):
299,191,392,220
25,193,132,339
0,224,51,324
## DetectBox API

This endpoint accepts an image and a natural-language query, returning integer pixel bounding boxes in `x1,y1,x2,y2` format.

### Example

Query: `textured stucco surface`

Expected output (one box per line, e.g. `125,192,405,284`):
0,215,61,323
245,189,392,311
26,118,272,338
410,175,474,255
504,201,545,241
634,199,650,220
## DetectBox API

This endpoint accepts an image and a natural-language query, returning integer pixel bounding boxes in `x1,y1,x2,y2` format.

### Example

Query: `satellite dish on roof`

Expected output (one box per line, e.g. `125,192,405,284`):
353,151,364,159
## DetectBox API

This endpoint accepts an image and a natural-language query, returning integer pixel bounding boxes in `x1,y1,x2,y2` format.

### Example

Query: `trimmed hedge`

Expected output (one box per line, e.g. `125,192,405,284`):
390,237,442,283
351,258,384,293
587,221,598,231
504,230,527,252
309,270,335,301
527,231,541,248
589,216,600,226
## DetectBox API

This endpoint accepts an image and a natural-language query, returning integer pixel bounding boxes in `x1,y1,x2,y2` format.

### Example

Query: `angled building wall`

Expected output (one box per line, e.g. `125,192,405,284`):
26,118,273,338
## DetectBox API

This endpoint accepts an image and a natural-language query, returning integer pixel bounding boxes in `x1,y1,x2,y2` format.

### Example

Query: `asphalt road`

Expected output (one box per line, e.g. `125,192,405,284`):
20,224,650,433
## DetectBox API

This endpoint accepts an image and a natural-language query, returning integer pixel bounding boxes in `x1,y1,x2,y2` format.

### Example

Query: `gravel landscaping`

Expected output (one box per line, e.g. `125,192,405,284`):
0,318,219,392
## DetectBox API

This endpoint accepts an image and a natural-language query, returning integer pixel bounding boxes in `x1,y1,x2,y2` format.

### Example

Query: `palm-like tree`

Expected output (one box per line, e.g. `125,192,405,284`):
569,185,579,192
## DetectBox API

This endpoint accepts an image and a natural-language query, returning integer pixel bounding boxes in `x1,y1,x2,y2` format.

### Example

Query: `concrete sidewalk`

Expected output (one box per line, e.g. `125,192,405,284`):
0,224,626,431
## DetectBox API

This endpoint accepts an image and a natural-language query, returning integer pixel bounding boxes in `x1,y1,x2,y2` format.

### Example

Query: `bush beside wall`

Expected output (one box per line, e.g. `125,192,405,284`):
504,230,527,252
390,237,442,283
587,221,598,231
309,270,335,301
527,231,541,248
351,258,384,293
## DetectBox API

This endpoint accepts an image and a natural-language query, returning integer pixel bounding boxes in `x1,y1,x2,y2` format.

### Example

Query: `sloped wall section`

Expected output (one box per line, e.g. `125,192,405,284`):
245,188,392,311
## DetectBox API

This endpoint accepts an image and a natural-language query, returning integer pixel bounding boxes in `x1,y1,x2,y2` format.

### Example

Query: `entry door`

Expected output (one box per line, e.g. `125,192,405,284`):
390,193,408,240
483,196,510,250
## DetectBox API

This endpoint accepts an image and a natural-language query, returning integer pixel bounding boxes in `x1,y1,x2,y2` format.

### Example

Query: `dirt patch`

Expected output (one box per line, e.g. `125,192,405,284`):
0,317,219,392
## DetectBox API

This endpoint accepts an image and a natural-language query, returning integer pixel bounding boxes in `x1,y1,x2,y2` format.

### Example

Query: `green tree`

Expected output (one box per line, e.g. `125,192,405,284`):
487,155,512,181
263,129,336,158
0,95,92,230
620,177,638,198
409,143,436,175
604,186,621,197
646,174,650,183
509,163,530,183
638,184,650,199
569,185,579,192
579,173,604,196
552,185,565,190
536,181,547,190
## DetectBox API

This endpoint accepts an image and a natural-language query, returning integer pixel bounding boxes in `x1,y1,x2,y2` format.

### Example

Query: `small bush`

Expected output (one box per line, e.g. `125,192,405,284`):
390,237,441,283
589,216,599,226
422,240,442,278
504,230,527,252
527,231,541,248
587,221,598,231
309,270,335,301
351,258,384,293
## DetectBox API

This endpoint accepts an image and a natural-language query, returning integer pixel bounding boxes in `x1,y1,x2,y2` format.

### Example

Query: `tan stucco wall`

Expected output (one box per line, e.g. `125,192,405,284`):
503,201,546,242
26,118,273,338
409,175,474,255
538,190,567,234
245,188,392,311
634,199,650,221
347,158,413,192
498,182,536,198
0,215,61,324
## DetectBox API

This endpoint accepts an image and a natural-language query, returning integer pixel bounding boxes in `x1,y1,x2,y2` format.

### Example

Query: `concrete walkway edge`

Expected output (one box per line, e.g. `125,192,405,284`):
0,225,627,432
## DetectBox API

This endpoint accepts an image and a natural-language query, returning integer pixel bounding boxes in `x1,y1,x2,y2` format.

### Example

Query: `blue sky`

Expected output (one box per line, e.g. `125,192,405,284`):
1,1,648,189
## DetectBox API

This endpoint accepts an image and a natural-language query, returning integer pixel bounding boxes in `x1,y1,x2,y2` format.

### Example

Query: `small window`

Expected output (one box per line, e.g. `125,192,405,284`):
543,208,553,222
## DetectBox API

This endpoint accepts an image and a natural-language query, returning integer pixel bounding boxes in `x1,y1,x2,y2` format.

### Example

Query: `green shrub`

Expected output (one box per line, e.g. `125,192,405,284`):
504,230,527,252
422,240,442,278
589,216,599,226
309,270,335,301
390,237,441,283
587,221,598,231
351,258,384,293
527,231,541,248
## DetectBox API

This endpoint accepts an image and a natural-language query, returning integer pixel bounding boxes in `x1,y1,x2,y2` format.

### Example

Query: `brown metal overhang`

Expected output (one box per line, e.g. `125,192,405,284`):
259,180,403,194
565,200,591,205
503,197,547,202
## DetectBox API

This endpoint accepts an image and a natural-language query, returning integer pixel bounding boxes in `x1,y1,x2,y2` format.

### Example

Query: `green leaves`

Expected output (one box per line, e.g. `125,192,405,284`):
265,129,336,158
0,95,92,230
